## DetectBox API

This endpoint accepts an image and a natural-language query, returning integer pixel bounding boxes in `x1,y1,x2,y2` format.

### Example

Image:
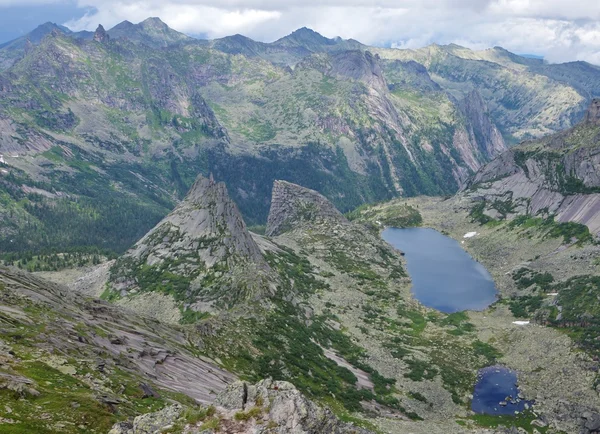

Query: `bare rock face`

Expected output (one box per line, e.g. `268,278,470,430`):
463,99,600,235
585,98,600,124
93,24,109,43
0,266,235,407
108,404,182,434
126,174,264,267
459,89,507,160
265,180,348,236
328,50,386,91
214,379,374,434
109,174,273,308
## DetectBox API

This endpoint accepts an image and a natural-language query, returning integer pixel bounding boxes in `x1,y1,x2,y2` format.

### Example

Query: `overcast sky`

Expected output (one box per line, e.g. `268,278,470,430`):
1,0,600,64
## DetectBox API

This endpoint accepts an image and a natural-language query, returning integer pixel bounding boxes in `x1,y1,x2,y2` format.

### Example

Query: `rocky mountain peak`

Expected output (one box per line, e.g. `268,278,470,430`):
127,174,265,267
93,24,109,43
140,17,169,29
585,98,600,125
106,17,191,47
108,174,271,308
265,180,348,236
274,27,337,51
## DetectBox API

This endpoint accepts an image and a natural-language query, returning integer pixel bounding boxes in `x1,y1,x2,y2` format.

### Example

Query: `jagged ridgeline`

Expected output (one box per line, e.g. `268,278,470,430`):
464,98,600,237
107,174,276,311
13,18,598,255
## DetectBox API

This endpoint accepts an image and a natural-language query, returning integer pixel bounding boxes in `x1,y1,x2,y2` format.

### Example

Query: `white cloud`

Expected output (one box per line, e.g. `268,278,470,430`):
65,4,281,35
4,0,600,64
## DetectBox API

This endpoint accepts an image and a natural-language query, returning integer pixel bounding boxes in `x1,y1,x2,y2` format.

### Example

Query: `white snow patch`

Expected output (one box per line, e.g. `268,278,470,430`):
463,232,478,238
512,321,530,325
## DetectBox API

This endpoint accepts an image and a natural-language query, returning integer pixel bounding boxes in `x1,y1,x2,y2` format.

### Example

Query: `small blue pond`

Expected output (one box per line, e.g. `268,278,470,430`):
382,227,497,313
472,365,533,415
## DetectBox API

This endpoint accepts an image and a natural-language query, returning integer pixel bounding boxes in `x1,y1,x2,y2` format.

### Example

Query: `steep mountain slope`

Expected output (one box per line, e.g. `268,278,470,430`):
209,27,364,67
0,265,379,434
107,174,275,315
98,177,517,432
463,99,600,235
3,20,600,259
0,266,234,432
6,170,600,432
374,44,597,143
0,23,73,70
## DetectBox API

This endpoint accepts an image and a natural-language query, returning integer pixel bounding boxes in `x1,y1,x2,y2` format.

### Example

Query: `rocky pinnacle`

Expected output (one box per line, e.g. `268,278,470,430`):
93,24,109,43
585,98,600,125
265,180,348,237
124,174,265,268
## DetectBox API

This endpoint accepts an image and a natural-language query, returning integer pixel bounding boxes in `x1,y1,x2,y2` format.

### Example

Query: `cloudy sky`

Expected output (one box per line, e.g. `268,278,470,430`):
1,0,600,64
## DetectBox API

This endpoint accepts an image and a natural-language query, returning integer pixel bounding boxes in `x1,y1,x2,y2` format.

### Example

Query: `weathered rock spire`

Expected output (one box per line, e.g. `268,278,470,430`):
93,24,109,43
585,98,600,125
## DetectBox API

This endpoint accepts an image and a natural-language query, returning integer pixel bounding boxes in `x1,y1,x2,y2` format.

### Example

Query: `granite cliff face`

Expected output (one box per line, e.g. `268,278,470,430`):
108,174,273,311
265,180,348,236
586,98,600,124
0,266,235,432
458,90,507,161
213,380,374,434
464,99,600,235
125,174,264,267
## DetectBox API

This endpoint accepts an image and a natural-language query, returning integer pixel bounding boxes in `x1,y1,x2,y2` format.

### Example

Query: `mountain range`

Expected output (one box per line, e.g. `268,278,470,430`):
1,17,600,256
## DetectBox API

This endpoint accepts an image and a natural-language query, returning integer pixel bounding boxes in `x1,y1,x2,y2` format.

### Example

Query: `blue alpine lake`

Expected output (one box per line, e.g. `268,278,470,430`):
382,227,497,312
472,365,533,415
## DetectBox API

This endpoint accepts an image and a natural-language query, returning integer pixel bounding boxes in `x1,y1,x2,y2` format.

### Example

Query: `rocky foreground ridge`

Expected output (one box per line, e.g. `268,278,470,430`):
463,98,600,235
108,380,374,434
0,265,234,432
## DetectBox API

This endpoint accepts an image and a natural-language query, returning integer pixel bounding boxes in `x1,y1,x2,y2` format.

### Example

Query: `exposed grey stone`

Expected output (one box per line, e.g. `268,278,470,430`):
463,99,600,236
108,404,181,434
93,25,110,43
109,174,274,307
215,379,374,434
585,98,600,125
266,180,348,236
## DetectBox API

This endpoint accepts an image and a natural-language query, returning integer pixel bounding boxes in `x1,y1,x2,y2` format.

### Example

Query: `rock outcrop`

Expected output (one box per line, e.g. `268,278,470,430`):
585,98,600,124
109,174,274,309
459,89,507,161
463,99,600,235
108,404,182,434
107,380,374,434
0,266,235,407
214,379,374,434
93,24,109,43
265,180,348,236
120,174,264,268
